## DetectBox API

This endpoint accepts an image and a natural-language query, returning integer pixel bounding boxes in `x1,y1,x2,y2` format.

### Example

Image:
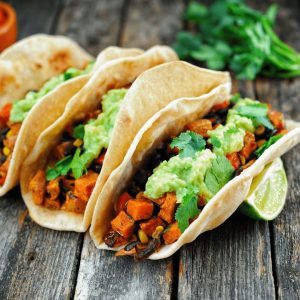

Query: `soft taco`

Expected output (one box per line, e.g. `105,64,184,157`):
0,34,143,195
20,46,178,232
89,61,300,260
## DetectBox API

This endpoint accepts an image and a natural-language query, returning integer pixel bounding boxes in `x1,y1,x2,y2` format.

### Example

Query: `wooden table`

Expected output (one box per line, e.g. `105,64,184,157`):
0,0,299,299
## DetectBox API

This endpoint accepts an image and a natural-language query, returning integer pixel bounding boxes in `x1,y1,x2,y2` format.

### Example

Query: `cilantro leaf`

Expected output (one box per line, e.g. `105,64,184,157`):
175,191,200,233
170,131,206,158
204,156,234,195
46,155,72,181
235,103,274,130
73,124,85,139
254,134,283,157
230,93,241,104
70,148,87,179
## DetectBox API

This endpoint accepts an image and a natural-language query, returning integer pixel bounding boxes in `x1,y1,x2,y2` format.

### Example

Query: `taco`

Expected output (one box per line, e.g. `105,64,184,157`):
0,34,143,195
89,61,300,259
20,46,178,232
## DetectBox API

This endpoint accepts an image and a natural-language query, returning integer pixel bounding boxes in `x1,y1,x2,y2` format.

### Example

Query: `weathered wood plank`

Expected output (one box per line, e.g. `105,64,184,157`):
0,190,83,299
178,80,276,300
255,77,300,300
56,0,126,55
75,234,174,300
73,1,184,299
120,0,184,48
253,0,300,298
10,0,62,39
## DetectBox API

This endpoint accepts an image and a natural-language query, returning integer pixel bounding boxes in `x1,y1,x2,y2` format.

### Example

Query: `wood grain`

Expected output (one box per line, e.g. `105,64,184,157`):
0,189,83,299
120,0,183,48
75,234,174,300
56,0,126,55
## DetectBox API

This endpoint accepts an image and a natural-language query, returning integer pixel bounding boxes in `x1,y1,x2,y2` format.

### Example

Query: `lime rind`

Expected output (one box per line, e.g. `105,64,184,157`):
239,158,287,221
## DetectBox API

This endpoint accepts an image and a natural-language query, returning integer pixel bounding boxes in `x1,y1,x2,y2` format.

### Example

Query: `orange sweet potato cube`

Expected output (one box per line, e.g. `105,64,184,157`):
158,193,177,224
126,199,154,221
111,211,135,238
163,222,182,245
139,216,165,236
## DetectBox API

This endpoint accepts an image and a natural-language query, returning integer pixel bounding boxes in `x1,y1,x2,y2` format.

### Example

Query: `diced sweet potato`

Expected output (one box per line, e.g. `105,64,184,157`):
44,197,61,210
104,230,128,247
226,152,240,170
61,178,75,192
186,119,213,138
29,170,46,205
116,192,132,213
62,191,87,214
139,216,165,236
115,247,136,257
111,211,135,238
158,193,177,224
46,178,61,202
163,222,182,245
73,170,98,202
212,100,229,112
268,110,284,130
198,195,206,207
127,199,154,221
0,155,11,185
239,131,257,159
54,141,73,160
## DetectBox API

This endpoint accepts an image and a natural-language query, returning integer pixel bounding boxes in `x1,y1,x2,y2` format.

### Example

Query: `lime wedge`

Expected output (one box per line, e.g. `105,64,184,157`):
239,158,287,221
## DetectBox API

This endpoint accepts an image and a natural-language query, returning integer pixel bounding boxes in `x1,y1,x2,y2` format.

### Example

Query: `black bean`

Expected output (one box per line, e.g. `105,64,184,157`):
261,128,277,140
133,169,149,188
0,127,9,144
104,230,122,248
91,164,102,173
127,183,141,198
0,155,7,164
233,167,243,177
64,144,76,156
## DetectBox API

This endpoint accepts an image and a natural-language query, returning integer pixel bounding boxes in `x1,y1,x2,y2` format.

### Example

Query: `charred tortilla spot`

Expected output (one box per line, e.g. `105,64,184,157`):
48,50,71,72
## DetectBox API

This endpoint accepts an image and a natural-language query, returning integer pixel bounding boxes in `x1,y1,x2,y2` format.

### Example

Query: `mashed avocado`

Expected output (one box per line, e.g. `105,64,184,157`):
208,125,245,156
79,89,127,165
9,61,94,123
226,110,255,132
144,149,216,202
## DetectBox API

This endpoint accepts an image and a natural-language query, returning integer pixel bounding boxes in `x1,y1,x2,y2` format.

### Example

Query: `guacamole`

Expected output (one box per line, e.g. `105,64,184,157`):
9,61,95,123
145,149,216,202
79,89,127,165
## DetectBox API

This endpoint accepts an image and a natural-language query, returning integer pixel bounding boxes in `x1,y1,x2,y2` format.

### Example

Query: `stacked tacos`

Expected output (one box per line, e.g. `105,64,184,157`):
0,34,143,195
20,46,178,232
89,61,300,259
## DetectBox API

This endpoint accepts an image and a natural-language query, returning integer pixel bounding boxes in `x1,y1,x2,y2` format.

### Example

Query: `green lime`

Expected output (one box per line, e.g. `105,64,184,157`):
239,158,287,221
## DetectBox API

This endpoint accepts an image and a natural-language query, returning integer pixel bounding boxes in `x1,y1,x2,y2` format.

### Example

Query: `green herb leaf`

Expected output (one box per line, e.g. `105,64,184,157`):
204,155,234,195
230,93,241,104
70,148,87,179
175,190,200,233
46,155,72,180
170,131,206,158
254,134,283,157
73,124,85,139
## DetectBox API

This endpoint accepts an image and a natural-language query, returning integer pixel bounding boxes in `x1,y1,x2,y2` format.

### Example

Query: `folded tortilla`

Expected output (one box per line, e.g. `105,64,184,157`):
89,61,300,259
0,34,143,196
20,46,178,232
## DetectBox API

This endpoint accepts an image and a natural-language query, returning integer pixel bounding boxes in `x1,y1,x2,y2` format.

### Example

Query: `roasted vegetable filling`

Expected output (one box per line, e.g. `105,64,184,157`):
0,61,94,185
29,88,127,214
104,94,288,258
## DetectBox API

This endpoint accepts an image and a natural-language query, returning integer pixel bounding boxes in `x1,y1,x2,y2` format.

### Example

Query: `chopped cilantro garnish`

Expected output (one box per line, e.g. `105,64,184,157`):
70,148,87,179
46,155,72,181
230,93,241,104
204,155,234,195
210,136,221,148
72,124,85,139
235,102,274,130
254,134,283,157
175,189,200,233
170,131,206,158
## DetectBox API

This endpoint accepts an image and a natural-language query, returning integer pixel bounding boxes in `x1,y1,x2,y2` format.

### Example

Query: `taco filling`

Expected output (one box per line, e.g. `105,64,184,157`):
0,61,94,185
103,95,288,258
28,88,127,214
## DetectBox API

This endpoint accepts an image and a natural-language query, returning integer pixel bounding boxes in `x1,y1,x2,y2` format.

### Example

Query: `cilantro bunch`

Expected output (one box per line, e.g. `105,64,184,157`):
173,0,300,80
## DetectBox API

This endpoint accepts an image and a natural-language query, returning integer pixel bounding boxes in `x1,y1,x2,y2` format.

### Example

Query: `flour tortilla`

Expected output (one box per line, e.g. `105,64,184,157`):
0,34,93,108
20,46,178,232
0,37,143,196
89,61,300,259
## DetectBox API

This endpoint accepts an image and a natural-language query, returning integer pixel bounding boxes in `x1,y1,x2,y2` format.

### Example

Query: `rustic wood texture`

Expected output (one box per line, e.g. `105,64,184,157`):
0,0,299,299
56,0,126,55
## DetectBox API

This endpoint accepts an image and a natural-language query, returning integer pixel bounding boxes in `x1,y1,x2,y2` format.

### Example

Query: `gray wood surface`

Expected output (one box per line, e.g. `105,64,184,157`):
0,0,299,299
